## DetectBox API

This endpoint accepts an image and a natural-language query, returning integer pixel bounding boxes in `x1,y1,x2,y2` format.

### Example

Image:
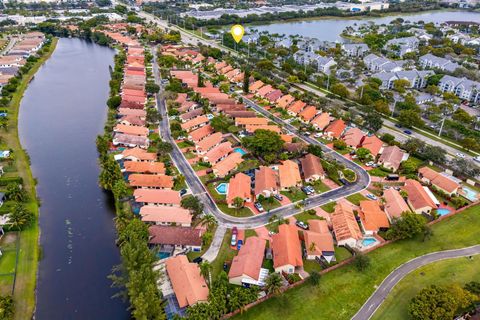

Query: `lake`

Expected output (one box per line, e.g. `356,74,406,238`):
250,10,480,42
18,38,129,319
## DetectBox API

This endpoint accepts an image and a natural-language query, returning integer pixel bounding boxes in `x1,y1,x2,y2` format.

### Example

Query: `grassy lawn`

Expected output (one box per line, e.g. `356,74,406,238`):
2,38,58,320
217,203,253,217
368,167,391,177
280,188,307,203
183,151,196,159
259,198,281,212
294,211,323,224
245,229,257,238
211,229,237,281
335,246,352,263
346,193,367,206
321,202,336,213
192,163,211,172
233,204,480,320
372,257,480,320
309,180,330,193
0,250,17,275
303,259,322,274
177,141,194,149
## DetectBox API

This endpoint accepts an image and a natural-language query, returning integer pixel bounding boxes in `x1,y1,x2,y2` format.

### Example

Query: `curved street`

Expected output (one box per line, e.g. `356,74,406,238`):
352,244,480,320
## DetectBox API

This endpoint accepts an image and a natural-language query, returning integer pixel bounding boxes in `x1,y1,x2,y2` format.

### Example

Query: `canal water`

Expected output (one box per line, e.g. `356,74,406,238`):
251,11,480,42
18,38,129,319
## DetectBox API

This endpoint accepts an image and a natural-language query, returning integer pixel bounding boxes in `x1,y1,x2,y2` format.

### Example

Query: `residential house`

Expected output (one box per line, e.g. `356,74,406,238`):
148,225,203,252
228,237,268,286
212,152,243,177
128,174,174,189
124,161,165,175
358,200,390,235
341,43,369,57
300,154,325,182
383,188,411,220
363,53,404,73
404,179,437,214
226,173,252,207
272,224,303,274
249,80,264,92
310,112,331,131
114,124,149,137
134,189,181,206
180,109,204,122
342,127,365,148
235,117,269,127
113,133,149,149
278,160,302,191
256,85,275,98
122,147,157,162
287,100,306,116
438,75,480,103
418,167,461,196
254,166,278,198
372,70,434,90
304,220,335,262
140,206,192,227
203,142,233,164
265,89,283,103
165,255,209,308
331,202,363,247
385,36,419,57
377,146,408,172
299,105,317,122
195,132,223,155
181,115,209,132
189,124,214,143
360,135,384,157
419,53,460,72
277,94,295,109
315,56,337,74
324,119,346,139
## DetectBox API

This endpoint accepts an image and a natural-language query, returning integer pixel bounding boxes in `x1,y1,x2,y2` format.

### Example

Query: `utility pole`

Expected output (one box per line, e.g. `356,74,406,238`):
360,86,364,99
327,73,330,91
438,116,446,137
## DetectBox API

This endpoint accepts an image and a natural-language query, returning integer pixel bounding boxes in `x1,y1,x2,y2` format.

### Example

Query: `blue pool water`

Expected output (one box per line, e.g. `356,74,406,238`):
216,183,228,194
234,148,247,155
362,238,377,246
462,186,479,202
157,252,171,260
436,208,451,216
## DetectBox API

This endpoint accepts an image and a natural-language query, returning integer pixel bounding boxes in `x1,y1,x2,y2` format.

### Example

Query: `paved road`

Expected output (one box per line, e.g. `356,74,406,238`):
352,244,480,320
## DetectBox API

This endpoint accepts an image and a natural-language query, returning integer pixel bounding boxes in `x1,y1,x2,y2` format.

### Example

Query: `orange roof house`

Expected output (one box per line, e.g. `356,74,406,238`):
272,224,303,274
118,108,147,117
203,142,232,164
418,167,460,196
404,179,437,214
124,161,165,174
281,134,293,143
213,152,243,178
128,174,174,189
249,80,264,92
122,147,157,162
304,220,335,262
165,255,209,308
299,105,318,122
310,112,331,131
324,119,346,139
245,125,281,134
331,202,363,247
256,85,274,97
361,135,384,157
287,100,306,116
342,127,365,148
300,154,325,182
114,124,149,137
277,94,295,109
383,188,411,220
278,160,302,190
181,115,209,132
195,132,223,154
378,146,407,172
359,200,390,234
140,205,192,226
235,117,269,127
134,189,181,206
228,237,266,286
254,166,278,198
226,173,252,207
189,124,214,143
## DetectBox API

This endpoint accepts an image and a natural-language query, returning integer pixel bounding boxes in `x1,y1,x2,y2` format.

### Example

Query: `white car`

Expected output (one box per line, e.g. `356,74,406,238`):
474,156,480,163
314,132,322,138
366,161,374,167
455,153,466,159
366,194,378,200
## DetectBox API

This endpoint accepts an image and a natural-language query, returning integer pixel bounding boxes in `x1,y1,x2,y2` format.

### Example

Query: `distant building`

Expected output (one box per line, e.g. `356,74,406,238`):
438,75,480,104
419,53,460,73
341,43,369,57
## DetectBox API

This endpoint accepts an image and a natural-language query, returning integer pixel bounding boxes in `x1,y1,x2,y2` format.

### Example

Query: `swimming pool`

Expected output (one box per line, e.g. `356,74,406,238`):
436,208,452,216
216,183,228,195
361,238,377,247
157,252,171,260
233,148,247,156
462,186,479,202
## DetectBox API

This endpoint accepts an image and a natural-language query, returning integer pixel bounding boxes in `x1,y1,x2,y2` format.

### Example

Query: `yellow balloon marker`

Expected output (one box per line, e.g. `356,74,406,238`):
230,24,245,43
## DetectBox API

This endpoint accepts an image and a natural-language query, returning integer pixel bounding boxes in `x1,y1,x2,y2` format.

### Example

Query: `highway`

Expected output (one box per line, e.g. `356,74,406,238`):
352,245,480,320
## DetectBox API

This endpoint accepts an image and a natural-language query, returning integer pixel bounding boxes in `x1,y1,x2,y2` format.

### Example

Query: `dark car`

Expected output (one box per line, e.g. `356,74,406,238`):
193,257,203,264
403,130,412,135
179,189,187,196
232,226,238,235
339,178,349,185
395,123,402,128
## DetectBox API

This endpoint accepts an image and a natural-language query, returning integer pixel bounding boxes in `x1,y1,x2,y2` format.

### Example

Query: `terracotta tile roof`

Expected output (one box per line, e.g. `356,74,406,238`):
196,132,223,153
299,105,318,122
359,200,390,232
178,101,197,113
204,142,233,164
325,119,346,138
213,152,243,177
331,202,363,242
171,70,198,87
285,142,307,153
404,179,436,211
378,146,405,172
181,115,209,132
149,226,202,246
224,111,256,118
232,72,244,83
281,134,293,143
287,100,306,115
342,127,365,148
229,236,266,280
272,224,303,269
128,174,174,189
123,94,146,104
249,80,265,92
304,220,334,256
118,108,146,117
122,147,157,161
226,173,252,205
235,117,269,126
257,85,274,97
120,115,145,127
300,154,325,180
124,161,165,174
309,219,330,234
134,189,181,205
361,135,384,157
123,88,146,97
140,205,192,225
277,94,295,109
278,160,302,189
217,104,246,112
254,166,278,196
418,167,460,194
265,89,283,103
189,124,214,143
310,112,331,130
220,65,233,75
175,93,188,104
245,125,281,134
114,124,149,136
165,255,209,308
383,188,411,219
181,108,204,122
214,61,227,71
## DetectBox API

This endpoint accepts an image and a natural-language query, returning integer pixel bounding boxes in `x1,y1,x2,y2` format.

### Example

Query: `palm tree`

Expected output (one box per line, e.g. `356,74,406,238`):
233,197,244,215
199,261,212,286
9,203,34,231
196,214,217,232
265,272,283,296
308,242,317,253
6,183,27,202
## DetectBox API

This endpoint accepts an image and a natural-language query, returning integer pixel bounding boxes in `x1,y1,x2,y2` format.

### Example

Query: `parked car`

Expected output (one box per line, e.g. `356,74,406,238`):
192,257,203,264
306,186,315,194
403,130,412,135
237,240,243,250
455,152,465,159
179,189,187,196
366,194,378,200
273,194,283,201
295,221,309,230
314,132,322,138
254,202,264,212
366,161,374,167
232,226,238,235
301,186,313,195
230,234,237,246
474,156,480,163
395,123,402,128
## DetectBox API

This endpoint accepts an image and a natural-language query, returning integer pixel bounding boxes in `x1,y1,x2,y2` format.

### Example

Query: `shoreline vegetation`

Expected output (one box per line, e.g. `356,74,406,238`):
1,37,58,320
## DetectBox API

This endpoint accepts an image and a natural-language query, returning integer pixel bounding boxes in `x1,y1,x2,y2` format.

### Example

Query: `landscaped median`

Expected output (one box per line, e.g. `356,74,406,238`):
232,204,480,320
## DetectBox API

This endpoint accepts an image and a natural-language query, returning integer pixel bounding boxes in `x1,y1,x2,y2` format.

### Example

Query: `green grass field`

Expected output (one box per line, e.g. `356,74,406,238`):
372,257,480,320
233,204,480,320
346,193,367,205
